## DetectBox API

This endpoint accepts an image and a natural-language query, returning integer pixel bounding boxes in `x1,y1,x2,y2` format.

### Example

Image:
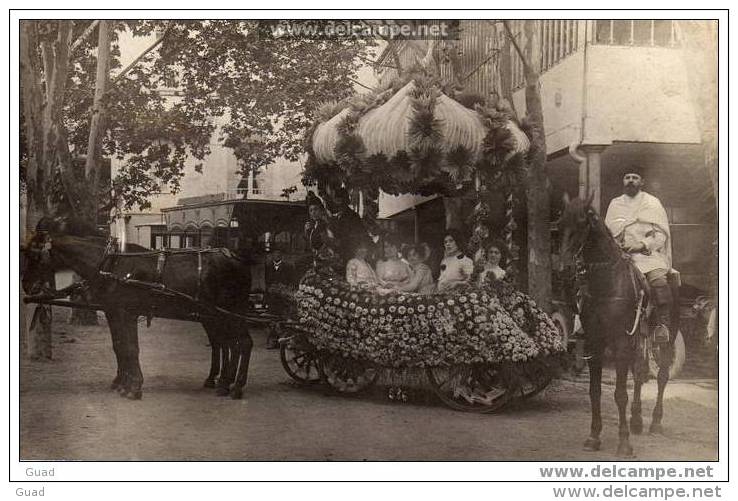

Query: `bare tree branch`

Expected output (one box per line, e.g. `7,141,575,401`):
110,23,171,86
357,53,398,70
70,20,99,53
460,49,499,84
502,20,533,77
360,20,403,74
349,77,374,91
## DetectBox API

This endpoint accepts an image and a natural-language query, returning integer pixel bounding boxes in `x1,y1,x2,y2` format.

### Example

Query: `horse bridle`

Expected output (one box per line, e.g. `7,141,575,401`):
571,209,646,336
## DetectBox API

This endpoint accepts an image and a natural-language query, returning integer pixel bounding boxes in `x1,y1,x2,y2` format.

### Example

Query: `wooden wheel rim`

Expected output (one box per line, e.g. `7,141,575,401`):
280,341,322,384
426,364,511,413
319,353,378,393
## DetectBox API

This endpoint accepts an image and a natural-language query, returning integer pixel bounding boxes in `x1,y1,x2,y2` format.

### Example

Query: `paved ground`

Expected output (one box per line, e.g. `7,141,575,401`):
19,308,718,461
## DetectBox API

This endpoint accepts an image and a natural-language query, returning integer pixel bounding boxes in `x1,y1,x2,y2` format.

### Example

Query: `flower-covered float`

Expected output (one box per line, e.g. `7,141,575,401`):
275,267,566,413
276,59,564,413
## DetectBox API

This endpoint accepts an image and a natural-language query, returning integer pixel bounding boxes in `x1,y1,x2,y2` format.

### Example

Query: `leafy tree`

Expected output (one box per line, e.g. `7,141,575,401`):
19,19,374,355
21,19,374,227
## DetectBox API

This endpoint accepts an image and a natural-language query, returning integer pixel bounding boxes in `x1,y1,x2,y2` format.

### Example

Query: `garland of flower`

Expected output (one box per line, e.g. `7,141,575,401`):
292,270,565,369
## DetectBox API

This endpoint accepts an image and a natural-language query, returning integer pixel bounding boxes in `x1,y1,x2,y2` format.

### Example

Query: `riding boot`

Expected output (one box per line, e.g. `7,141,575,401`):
651,284,673,344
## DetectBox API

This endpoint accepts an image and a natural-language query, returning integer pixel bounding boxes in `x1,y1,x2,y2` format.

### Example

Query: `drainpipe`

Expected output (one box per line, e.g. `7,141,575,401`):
570,20,590,200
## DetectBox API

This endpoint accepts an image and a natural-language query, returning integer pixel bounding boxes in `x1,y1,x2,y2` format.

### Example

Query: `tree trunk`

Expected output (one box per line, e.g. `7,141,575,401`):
20,20,75,358
85,20,111,227
504,20,551,312
523,20,552,313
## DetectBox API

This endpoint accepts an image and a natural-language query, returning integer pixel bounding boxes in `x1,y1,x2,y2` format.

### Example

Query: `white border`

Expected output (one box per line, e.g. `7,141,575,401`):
4,4,732,494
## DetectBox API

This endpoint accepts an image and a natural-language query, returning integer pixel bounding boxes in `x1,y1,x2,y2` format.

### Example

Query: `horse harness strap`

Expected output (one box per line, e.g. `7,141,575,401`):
575,218,647,337
153,249,204,301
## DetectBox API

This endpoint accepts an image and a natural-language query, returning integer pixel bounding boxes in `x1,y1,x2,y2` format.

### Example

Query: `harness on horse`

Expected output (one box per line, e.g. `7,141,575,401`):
572,213,648,337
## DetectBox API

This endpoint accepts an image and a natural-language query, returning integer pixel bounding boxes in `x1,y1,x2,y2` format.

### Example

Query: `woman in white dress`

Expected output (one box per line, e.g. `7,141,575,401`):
437,229,474,292
394,243,436,294
476,241,507,286
375,236,412,288
345,240,379,288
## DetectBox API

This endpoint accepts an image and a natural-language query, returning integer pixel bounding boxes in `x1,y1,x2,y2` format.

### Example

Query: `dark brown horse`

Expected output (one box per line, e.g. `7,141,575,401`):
559,194,676,457
21,218,254,400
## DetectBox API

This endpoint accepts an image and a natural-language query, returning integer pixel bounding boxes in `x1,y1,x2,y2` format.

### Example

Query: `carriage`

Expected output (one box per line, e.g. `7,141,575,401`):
22,64,561,407
267,64,571,412
271,269,565,413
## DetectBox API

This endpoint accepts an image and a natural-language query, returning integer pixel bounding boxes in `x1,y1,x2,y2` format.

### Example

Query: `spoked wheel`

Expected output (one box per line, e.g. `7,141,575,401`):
426,364,511,413
319,353,378,393
516,359,553,400
279,336,322,384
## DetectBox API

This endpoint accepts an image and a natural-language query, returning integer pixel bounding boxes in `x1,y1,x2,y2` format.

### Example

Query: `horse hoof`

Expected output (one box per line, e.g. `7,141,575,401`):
126,390,142,400
630,419,644,435
203,379,216,389
649,423,664,434
215,387,230,397
583,438,601,451
229,387,243,400
617,444,635,458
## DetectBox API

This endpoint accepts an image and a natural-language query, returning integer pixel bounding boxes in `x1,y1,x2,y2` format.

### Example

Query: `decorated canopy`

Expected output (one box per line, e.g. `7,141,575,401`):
305,70,530,196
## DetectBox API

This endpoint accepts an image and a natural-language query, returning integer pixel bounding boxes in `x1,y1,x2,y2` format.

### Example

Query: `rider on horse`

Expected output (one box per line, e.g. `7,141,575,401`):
604,166,673,343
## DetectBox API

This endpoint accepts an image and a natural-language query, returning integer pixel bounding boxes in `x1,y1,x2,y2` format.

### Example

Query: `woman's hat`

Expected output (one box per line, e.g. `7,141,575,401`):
306,191,326,210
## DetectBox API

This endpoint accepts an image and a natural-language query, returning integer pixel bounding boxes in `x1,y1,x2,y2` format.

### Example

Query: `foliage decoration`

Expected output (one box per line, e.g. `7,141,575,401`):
304,66,530,198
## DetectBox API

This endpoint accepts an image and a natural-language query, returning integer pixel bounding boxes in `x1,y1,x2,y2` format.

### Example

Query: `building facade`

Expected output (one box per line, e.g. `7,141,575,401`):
374,20,716,293
111,123,308,252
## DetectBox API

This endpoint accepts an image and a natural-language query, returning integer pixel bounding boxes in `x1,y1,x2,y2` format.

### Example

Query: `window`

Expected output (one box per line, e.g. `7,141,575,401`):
593,20,678,47
251,174,262,195
170,235,181,249
236,178,249,197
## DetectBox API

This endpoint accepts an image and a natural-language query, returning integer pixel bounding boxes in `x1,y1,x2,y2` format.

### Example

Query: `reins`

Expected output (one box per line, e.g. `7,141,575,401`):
573,208,646,336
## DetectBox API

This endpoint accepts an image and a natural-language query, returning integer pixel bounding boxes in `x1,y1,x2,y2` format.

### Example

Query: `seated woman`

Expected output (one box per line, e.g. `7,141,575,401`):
393,243,435,294
375,235,412,287
345,240,379,288
437,229,475,292
475,240,508,287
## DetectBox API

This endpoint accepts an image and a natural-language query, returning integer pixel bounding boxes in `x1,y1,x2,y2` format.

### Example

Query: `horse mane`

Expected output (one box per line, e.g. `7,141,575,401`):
586,206,625,259
561,197,623,260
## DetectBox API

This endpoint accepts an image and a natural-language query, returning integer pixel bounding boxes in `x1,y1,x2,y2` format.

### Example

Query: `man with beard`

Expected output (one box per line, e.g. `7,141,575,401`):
605,166,674,343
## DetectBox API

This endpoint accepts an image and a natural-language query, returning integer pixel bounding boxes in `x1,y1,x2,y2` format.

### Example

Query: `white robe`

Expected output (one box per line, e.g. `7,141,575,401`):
604,191,672,274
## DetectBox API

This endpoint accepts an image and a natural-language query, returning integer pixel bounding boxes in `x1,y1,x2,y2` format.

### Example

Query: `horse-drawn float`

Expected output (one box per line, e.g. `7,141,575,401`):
274,269,565,413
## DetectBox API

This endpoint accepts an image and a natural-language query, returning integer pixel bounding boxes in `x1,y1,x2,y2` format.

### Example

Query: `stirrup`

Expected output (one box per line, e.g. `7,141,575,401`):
653,324,670,344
